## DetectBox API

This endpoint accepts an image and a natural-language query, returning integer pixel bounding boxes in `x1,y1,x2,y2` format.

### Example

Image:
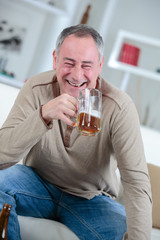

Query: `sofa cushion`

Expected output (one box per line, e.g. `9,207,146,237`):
18,215,80,240
148,163,160,229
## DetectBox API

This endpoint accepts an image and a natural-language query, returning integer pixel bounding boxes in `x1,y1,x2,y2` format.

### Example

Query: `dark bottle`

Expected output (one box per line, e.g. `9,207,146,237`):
80,5,91,24
0,204,11,240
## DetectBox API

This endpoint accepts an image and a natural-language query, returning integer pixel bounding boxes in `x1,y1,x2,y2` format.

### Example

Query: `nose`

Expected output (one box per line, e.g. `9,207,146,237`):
72,65,84,81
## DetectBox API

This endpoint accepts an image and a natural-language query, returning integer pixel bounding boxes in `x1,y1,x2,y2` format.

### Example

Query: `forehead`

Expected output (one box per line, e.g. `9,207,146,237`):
59,34,99,59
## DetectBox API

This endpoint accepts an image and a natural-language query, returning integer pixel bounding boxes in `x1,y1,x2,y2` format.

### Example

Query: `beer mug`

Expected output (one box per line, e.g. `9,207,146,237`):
77,88,102,136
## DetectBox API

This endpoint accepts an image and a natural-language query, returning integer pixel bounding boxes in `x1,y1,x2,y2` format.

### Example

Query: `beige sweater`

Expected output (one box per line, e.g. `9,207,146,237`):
0,70,152,239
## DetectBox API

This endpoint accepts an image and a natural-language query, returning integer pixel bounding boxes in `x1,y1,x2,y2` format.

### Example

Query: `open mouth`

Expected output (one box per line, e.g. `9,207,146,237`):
66,80,87,87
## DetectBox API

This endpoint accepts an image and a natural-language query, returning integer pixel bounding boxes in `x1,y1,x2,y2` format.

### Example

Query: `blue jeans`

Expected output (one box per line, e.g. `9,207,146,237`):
0,165,126,240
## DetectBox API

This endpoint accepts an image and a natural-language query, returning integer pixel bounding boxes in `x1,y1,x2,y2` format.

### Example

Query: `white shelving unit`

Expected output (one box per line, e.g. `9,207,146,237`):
108,30,160,91
0,74,24,88
1,0,68,16
0,0,70,88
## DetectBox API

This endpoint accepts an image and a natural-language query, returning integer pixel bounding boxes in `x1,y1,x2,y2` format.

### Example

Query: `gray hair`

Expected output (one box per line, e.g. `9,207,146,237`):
56,24,104,62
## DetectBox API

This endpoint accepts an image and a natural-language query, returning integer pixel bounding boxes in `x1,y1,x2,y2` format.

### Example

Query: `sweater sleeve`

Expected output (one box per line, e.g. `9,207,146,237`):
0,79,52,169
111,99,152,240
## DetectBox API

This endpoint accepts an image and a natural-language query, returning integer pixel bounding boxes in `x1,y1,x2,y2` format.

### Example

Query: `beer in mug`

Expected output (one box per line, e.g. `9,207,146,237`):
77,88,102,136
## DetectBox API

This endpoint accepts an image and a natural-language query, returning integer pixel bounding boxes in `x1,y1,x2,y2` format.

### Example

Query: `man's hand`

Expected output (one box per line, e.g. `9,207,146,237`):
42,94,78,126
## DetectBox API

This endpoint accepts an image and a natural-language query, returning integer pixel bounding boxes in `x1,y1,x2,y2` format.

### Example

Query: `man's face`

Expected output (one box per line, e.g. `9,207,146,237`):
53,34,104,98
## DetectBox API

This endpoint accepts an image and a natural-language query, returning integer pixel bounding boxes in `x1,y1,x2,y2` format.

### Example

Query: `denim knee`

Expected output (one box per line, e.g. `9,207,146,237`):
0,165,19,191
0,164,33,193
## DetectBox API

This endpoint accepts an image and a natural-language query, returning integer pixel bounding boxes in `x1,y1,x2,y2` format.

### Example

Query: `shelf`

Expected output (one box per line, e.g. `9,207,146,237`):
108,30,160,83
0,74,24,88
21,0,68,16
109,60,160,83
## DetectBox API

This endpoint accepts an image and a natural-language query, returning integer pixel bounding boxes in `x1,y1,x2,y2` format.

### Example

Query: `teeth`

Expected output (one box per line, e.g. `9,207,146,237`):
68,81,85,87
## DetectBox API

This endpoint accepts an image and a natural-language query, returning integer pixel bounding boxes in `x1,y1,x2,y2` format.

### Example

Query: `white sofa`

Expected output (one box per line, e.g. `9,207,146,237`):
0,82,160,239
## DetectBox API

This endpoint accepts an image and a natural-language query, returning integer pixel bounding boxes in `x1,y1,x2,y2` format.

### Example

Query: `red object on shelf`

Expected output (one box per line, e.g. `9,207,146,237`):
119,43,140,66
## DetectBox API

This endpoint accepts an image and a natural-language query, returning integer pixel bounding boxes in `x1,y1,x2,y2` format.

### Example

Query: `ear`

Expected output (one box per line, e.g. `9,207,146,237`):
52,50,57,70
98,55,104,75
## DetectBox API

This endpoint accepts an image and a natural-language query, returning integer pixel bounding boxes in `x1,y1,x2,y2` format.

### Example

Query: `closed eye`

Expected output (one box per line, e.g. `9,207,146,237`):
64,62,74,67
82,64,92,69
82,61,93,69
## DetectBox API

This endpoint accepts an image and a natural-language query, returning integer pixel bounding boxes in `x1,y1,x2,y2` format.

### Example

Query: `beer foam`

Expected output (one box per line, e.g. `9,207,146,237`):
79,110,101,118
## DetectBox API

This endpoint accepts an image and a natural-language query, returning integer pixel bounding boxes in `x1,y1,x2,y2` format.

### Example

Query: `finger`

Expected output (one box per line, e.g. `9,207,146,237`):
63,107,76,118
58,94,77,112
67,96,79,110
60,114,75,127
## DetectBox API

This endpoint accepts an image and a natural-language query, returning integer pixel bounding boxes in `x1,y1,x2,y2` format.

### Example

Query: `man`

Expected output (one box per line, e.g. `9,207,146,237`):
0,24,152,239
